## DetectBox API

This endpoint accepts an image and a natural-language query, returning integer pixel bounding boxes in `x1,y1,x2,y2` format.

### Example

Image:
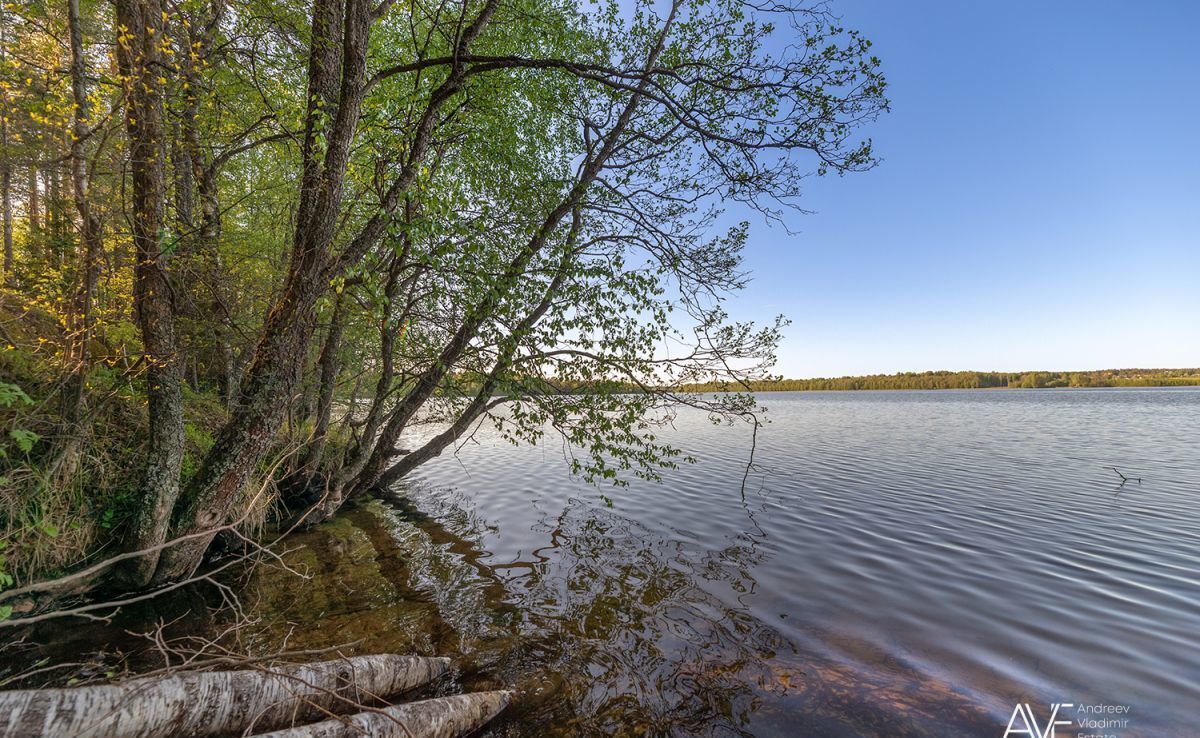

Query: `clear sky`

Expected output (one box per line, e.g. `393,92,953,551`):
727,0,1200,378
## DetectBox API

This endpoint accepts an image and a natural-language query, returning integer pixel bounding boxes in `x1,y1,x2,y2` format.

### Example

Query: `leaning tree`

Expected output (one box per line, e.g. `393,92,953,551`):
129,0,887,584
0,0,884,593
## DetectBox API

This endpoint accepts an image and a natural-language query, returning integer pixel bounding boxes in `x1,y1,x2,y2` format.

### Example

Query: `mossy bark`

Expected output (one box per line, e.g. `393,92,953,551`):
113,0,185,587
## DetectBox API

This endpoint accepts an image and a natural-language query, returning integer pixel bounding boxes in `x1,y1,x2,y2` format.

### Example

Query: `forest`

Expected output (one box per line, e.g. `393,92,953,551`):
0,0,887,613
681,368,1200,392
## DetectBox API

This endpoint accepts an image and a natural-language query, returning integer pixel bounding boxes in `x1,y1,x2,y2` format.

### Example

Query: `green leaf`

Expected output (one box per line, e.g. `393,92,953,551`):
9,429,40,454
0,382,32,408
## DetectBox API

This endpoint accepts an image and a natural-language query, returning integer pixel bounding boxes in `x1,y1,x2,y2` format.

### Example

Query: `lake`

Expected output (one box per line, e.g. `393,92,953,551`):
61,388,1200,736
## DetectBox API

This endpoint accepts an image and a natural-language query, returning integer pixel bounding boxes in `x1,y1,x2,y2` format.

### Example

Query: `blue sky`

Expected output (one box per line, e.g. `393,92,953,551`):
727,0,1200,378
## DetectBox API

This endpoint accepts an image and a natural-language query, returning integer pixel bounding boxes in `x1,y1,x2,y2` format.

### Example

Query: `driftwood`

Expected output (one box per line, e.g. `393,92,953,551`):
251,691,513,738
0,654,449,738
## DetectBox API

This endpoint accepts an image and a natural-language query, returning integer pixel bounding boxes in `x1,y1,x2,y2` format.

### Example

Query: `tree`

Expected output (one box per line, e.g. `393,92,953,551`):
114,0,186,586
51,0,106,484
151,0,886,582
0,0,887,594
0,0,11,280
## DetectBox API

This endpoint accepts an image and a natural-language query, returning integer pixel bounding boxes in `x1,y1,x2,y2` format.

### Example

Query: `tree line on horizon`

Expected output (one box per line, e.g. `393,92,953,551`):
681,368,1200,392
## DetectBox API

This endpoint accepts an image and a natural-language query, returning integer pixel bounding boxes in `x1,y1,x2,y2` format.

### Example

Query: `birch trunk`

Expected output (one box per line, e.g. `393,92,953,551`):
248,691,512,738
0,655,449,738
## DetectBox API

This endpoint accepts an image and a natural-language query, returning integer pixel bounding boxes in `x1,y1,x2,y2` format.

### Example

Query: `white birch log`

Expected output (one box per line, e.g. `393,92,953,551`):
0,654,449,738
249,690,513,738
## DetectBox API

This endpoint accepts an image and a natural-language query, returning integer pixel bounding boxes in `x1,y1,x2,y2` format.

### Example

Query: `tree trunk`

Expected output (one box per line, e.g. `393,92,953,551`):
370,221,579,494
304,291,346,471
248,691,512,738
347,129,630,499
0,655,449,738
197,161,238,404
153,0,502,584
331,256,409,491
347,12,675,499
180,0,237,404
47,161,62,249
54,0,105,484
1,151,10,281
27,167,38,234
151,0,374,584
171,136,194,237
114,0,185,587
0,1,10,279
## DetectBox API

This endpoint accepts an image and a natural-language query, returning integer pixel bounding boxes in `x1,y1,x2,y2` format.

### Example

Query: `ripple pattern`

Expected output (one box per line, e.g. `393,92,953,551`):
400,388,1200,736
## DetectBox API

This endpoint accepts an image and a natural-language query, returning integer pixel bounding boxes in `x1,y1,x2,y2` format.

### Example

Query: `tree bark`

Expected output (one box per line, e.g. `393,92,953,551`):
187,0,238,404
114,0,185,587
331,251,412,491
0,655,449,738
197,154,240,404
175,1,238,401
47,160,62,248
248,691,512,738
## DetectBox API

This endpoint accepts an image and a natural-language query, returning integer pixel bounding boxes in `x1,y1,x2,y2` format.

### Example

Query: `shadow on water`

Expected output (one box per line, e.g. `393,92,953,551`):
231,493,999,737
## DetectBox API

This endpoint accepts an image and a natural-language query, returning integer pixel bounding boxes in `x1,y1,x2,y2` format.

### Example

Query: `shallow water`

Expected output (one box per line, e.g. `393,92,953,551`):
35,388,1200,736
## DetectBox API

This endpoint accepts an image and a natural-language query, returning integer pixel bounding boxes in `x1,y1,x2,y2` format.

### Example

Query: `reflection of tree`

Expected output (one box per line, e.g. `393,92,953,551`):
234,490,1000,737
0,489,1133,736
367,492,996,737
491,498,778,737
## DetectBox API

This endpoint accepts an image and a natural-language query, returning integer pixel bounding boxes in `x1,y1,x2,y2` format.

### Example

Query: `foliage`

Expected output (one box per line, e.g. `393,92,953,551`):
0,0,889,586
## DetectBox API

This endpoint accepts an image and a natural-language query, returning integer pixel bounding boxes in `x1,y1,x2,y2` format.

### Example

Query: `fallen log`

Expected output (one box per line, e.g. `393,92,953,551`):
0,654,449,738
250,690,514,738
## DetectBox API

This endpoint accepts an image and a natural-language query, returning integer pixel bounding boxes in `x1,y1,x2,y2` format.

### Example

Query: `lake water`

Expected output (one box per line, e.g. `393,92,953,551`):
51,388,1200,736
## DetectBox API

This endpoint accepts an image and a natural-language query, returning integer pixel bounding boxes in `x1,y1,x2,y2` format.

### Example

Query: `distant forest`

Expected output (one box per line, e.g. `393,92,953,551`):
680,369,1200,392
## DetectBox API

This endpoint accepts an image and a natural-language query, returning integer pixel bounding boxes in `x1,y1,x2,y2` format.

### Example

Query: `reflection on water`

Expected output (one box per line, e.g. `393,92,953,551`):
12,389,1200,736
241,495,997,737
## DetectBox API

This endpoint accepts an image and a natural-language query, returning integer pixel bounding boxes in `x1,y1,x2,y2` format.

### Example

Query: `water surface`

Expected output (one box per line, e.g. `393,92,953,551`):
60,389,1200,736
